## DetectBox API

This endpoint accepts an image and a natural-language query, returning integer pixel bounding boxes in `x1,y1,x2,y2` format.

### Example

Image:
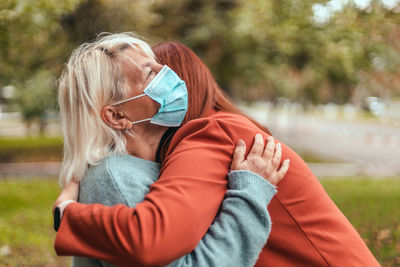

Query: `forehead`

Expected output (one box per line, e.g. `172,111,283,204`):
118,47,155,89
119,47,154,69
118,47,155,82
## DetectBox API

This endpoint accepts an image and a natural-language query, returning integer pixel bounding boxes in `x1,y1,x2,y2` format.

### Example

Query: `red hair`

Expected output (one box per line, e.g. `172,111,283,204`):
152,42,271,162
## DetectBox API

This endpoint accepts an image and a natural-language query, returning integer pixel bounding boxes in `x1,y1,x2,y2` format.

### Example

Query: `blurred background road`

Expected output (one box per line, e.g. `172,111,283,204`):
244,102,400,177
1,101,399,178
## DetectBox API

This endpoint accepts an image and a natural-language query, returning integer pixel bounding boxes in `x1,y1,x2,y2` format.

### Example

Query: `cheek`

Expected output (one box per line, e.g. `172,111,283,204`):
130,96,159,120
146,97,160,115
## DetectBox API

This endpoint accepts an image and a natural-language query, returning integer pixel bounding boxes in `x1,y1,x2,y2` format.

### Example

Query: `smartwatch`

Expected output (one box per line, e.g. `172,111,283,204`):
53,200,76,232
54,206,61,231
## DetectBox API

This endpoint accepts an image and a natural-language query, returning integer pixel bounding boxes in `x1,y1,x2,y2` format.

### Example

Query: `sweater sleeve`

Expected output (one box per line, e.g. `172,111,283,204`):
55,118,241,266
167,170,276,267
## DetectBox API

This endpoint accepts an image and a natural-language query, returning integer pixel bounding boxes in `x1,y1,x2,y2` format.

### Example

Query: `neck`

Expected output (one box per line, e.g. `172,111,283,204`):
125,123,167,161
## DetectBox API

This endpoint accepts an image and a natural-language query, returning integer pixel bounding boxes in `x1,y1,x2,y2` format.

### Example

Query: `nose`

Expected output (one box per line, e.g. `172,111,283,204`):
153,63,163,73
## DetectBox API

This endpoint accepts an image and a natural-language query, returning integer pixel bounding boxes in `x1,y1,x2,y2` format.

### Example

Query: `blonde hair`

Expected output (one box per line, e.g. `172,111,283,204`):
58,32,154,187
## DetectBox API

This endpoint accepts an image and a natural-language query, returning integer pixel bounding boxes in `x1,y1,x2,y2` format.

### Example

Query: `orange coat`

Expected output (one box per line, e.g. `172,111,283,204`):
55,112,380,267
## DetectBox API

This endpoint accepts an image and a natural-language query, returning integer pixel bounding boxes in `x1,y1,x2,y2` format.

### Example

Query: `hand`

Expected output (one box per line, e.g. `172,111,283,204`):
230,134,290,185
52,179,79,215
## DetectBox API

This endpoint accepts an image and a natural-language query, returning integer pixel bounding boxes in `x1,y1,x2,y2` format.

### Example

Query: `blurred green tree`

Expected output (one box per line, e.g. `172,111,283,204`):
0,0,81,133
1,0,399,127
215,0,400,104
60,0,158,44
0,0,81,85
138,0,399,104
15,70,56,134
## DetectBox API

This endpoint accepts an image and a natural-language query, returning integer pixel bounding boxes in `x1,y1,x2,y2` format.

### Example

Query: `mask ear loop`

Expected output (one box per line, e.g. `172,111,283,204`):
112,93,146,106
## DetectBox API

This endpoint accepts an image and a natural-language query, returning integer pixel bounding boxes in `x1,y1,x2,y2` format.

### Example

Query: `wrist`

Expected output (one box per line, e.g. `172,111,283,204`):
58,200,76,218
228,170,277,193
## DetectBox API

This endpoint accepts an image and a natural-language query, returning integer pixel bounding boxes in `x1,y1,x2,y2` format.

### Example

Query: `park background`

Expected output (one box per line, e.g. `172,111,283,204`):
0,0,399,266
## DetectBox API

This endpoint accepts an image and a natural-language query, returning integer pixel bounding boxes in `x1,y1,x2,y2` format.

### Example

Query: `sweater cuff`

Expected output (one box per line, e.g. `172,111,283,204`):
227,170,277,203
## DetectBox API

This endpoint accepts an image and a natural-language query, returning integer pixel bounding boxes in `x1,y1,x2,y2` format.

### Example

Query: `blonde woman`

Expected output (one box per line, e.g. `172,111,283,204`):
54,33,289,266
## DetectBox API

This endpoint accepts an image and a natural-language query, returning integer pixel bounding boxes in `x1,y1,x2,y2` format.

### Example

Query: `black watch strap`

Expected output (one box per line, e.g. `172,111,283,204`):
54,206,61,232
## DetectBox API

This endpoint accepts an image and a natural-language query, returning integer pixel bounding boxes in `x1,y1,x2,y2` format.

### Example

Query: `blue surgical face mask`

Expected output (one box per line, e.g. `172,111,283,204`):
112,65,188,127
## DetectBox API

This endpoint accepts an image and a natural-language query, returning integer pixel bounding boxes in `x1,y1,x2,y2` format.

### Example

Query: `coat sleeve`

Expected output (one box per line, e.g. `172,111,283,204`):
167,170,276,267
55,118,242,267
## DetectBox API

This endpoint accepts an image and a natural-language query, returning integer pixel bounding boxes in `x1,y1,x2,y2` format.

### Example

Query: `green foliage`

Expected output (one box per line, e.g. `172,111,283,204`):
212,0,400,104
0,0,399,121
0,0,81,85
14,70,57,130
60,0,158,45
0,0,81,131
0,137,63,162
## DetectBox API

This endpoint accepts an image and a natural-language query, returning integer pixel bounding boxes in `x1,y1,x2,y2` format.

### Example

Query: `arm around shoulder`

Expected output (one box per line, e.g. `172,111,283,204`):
55,118,238,266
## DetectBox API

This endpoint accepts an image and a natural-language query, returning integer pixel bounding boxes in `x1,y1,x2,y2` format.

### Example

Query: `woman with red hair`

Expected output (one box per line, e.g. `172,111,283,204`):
153,42,380,266
54,34,380,267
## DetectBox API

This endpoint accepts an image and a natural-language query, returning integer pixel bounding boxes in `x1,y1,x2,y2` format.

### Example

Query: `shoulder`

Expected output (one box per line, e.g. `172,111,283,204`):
79,156,122,204
177,112,264,140
83,155,160,187
81,156,129,190
169,112,267,151
105,155,160,185
106,155,160,175
162,112,269,169
80,155,161,205
206,112,266,140
183,112,259,132
82,157,111,186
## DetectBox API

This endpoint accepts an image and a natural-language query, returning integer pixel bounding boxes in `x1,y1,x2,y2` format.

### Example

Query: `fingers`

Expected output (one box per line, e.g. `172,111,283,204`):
271,142,282,169
231,139,246,170
233,133,290,185
262,136,275,160
248,134,264,157
275,159,290,184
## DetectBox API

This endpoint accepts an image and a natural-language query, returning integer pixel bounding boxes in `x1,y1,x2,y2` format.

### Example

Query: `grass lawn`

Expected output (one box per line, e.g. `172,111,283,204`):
0,137,338,164
0,177,69,266
0,137,63,163
320,177,400,266
0,177,399,266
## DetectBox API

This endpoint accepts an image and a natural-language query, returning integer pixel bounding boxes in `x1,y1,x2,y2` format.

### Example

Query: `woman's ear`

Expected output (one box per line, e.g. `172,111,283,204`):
101,105,131,130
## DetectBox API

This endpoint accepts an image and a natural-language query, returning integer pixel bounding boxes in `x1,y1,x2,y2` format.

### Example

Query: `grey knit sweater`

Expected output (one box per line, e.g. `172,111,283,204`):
72,155,276,267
